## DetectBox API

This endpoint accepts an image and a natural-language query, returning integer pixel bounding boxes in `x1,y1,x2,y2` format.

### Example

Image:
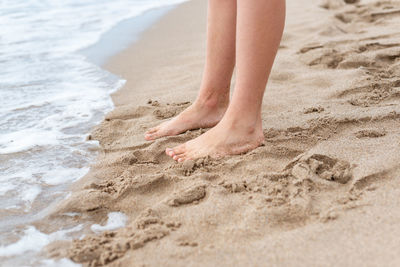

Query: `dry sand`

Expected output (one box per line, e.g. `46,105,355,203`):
44,0,400,266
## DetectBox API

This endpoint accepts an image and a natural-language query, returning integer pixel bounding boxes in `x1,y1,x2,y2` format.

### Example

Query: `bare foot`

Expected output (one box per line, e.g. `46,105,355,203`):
165,116,265,162
144,98,228,141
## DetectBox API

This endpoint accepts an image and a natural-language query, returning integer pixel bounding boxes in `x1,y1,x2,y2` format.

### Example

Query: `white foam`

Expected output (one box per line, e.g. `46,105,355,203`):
41,167,89,186
0,227,49,257
20,185,42,206
91,212,128,233
0,224,82,257
0,182,42,211
0,183,17,197
0,129,59,154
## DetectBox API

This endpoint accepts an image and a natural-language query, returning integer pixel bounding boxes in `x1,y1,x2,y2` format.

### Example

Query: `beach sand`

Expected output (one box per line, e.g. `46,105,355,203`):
44,0,400,266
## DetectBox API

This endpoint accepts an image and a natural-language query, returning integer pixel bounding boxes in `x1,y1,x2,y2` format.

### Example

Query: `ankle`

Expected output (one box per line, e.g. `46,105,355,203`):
223,110,263,134
196,90,229,110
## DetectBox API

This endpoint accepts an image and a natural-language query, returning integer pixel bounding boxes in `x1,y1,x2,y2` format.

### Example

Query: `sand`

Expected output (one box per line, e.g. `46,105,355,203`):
44,0,400,266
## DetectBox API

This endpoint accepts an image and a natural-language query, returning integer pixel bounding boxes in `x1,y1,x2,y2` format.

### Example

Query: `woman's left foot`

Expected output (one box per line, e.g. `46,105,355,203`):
166,116,264,162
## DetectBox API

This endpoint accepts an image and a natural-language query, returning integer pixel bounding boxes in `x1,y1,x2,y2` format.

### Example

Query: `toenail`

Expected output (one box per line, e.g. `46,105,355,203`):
178,158,184,163
168,151,174,156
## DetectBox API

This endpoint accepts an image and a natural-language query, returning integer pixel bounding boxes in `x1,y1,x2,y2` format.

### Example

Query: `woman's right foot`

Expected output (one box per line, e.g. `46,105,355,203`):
144,97,228,141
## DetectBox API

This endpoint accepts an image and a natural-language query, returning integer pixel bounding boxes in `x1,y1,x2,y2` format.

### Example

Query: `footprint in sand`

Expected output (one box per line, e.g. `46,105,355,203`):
166,184,207,207
290,154,353,185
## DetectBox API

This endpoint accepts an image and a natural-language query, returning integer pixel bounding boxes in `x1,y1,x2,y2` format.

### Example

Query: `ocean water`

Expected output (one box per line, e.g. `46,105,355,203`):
0,0,186,265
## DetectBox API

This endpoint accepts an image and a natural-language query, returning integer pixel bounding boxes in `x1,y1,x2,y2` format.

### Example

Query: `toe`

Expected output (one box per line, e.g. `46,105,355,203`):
145,126,160,136
174,152,187,162
166,148,175,157
166,144,186,157
166,148,174,157
146,129,168,141
145,127,159,140
166,144,187,161
145,132,158,141
172,144,186,156
146,127,158,134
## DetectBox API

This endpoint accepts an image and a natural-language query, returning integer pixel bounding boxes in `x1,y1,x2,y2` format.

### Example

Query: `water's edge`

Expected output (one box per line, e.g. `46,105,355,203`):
0,3,183,267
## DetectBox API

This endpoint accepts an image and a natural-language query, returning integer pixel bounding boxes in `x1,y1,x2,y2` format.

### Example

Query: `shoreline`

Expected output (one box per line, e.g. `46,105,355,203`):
46,0,400,266
0,3,189,266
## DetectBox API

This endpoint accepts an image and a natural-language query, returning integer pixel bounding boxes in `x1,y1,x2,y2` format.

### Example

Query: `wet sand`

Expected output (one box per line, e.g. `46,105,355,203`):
45,0,400,266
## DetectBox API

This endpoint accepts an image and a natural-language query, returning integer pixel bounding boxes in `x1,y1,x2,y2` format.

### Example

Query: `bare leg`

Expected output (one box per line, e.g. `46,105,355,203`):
167,0,285,161
145,0,236,141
